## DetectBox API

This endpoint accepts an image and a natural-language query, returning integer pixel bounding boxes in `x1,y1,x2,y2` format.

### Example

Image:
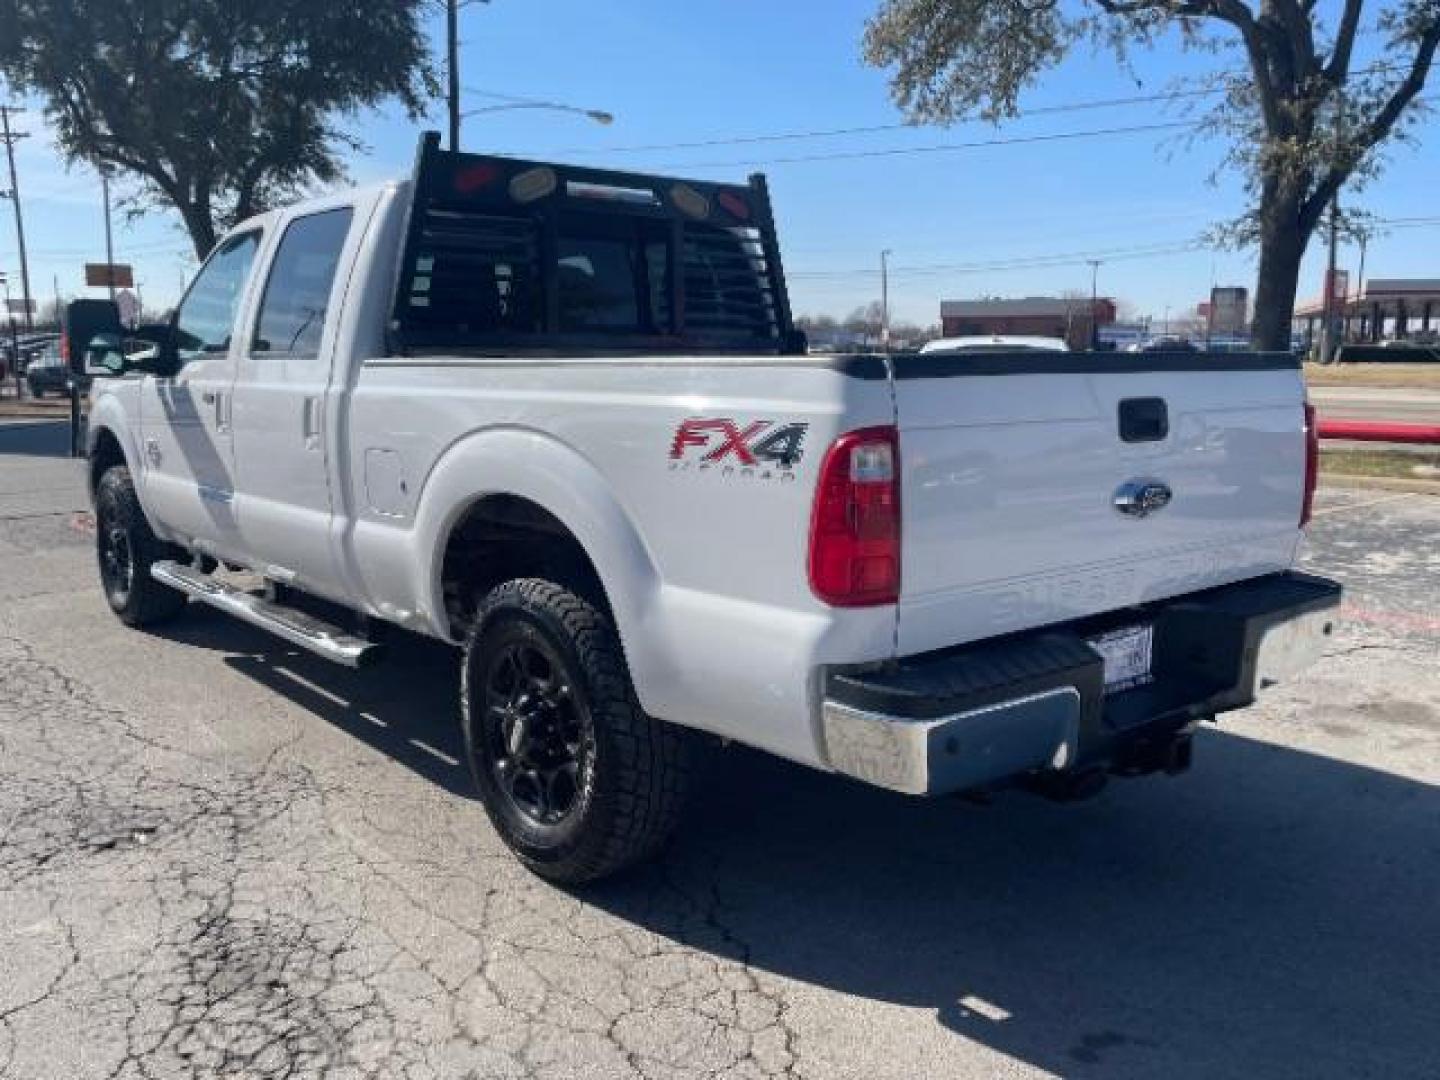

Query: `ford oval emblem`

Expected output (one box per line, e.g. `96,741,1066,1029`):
1114,478,1173,518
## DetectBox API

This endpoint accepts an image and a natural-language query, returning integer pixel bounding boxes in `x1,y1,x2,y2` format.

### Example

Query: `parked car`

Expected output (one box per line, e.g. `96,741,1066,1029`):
1140,336,1200,352
920,334,1070,354
84,132,1340,882
25,350,89,397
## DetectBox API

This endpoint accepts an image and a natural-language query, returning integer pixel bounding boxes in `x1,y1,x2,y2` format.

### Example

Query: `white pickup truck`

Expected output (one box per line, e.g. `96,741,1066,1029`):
82,133,1340,882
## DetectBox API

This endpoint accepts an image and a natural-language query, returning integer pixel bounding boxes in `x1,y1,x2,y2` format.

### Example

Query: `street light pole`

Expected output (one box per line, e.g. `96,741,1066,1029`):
880,250,889,353
460,101,615,125
1087,258,1101,350
1,273,20,399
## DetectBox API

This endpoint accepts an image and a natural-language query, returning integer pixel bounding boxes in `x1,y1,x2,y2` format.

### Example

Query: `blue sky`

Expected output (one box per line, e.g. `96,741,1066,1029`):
3,0,1438,326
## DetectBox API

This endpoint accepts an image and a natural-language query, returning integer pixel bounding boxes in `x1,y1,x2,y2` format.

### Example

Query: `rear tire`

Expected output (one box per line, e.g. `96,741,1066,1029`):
461,578,691,883
95,466,187,627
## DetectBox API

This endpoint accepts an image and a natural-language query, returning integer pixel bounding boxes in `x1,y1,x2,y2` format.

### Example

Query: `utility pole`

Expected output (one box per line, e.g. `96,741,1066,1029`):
1087,259,1101,350
879,249,892,352
1351,230,1368,342
446,0,461,151
101,169,117,301
1320,191,1341,362
0,104,35,330
1319,90,1345,363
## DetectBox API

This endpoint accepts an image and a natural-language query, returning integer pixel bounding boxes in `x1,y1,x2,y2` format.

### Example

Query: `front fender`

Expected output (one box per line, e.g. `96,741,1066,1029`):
85,393,152,521
410,426,673,698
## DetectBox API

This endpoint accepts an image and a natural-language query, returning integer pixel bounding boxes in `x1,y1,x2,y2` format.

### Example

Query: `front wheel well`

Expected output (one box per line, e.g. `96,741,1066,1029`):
440,494,609,639
88,427,128,501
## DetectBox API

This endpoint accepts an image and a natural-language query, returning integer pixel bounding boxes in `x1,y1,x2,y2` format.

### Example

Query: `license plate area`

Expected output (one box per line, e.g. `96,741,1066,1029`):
1088,624,1154,693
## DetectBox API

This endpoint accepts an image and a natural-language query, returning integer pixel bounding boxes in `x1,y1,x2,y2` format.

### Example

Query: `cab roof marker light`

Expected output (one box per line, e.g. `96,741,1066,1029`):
717,190,750,221
670,184,710,220
453,162,500,194
509,167,558,204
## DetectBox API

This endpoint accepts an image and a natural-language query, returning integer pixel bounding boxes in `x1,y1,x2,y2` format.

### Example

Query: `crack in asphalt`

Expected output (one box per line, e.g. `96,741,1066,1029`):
0,629,803,1079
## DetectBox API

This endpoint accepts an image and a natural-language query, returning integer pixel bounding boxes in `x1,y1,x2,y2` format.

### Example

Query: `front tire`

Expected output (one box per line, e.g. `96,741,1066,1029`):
94,466,187,627
461,579,691,883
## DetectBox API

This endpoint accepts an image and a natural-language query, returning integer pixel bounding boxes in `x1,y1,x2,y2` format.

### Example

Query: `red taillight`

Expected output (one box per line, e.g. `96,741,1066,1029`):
808,426,901,607
60,333,69,363
1301,401,1319,527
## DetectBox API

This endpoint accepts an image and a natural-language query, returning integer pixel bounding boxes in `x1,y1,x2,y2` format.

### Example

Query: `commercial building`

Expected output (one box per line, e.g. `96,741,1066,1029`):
1294,277,1440,344
940,296,1117,350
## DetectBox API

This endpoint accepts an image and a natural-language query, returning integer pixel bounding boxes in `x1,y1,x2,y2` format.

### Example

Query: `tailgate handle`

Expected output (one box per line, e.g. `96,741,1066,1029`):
1119,397,1168,443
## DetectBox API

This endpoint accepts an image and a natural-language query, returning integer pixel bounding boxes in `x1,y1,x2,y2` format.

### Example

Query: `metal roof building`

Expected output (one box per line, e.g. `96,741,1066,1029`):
1295,277,1440,342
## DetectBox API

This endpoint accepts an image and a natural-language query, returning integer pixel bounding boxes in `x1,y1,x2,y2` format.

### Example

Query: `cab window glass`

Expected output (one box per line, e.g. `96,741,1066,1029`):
174,232,261,364
253,208,353,355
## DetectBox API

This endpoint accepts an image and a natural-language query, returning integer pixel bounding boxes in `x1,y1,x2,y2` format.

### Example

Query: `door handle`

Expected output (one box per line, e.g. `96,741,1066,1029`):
302,397,321,447
209,390,227,431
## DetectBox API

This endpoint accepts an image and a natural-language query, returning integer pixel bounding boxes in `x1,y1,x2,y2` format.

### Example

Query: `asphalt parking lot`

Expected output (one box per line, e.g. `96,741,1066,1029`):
1,418,1437,1080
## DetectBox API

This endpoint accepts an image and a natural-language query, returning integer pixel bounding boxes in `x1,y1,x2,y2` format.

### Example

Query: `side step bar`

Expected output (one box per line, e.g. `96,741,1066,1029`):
151,561,384,669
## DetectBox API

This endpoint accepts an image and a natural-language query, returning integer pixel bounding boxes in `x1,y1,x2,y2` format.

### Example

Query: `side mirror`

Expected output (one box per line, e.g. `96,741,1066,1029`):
86,332,130,376
127,322,179,376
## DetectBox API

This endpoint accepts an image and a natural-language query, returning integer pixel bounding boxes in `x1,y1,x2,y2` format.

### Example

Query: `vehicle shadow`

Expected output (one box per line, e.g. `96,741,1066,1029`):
150,607,1439,1078
587,729,1440,1078
154,607,474,799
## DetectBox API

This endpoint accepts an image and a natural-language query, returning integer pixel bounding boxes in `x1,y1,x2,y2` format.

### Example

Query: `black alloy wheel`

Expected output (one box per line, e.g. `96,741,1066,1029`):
97,510,136,608
482,637,594,827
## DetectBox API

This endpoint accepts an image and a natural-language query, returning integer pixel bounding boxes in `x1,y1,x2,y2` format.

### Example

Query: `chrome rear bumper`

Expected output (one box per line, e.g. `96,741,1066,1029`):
822,571,1341,797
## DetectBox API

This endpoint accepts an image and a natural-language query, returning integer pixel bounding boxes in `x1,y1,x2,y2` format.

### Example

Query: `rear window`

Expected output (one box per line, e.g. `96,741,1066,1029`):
402,212,779,347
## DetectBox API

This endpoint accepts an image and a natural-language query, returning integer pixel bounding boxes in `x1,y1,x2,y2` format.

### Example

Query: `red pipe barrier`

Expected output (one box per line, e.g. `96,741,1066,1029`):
1317,418,1440,444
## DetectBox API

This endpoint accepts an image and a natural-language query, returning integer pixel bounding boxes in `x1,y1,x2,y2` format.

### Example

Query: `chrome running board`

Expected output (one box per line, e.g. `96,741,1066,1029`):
151,560,383,669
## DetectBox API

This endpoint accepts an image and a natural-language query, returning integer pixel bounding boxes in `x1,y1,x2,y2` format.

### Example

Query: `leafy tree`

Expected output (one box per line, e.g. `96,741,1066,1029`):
863,1,1440,349
844,300,888,335
0,0,436,258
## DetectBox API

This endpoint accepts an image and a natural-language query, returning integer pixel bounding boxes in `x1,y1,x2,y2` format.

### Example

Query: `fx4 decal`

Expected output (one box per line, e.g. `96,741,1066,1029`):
668,418,809,478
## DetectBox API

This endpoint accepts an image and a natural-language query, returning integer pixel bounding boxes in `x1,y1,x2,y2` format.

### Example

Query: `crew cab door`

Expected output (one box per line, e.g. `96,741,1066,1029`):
138,230,262,556
229,205,355,593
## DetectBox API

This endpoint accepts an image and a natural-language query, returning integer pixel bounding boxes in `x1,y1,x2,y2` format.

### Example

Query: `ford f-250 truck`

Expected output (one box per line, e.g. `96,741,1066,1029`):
82,132,1340,882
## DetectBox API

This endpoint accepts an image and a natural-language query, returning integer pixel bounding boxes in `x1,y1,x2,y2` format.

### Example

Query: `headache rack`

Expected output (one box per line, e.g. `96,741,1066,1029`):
387,131,802,356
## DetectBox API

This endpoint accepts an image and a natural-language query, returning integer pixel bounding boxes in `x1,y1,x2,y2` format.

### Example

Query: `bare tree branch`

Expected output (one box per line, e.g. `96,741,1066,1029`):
1302,18,1440,232
1325,0,1366,82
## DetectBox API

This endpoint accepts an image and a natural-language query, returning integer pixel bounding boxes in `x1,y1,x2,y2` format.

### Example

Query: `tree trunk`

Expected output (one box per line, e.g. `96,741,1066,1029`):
1251,200,1308,352
177,200,218,262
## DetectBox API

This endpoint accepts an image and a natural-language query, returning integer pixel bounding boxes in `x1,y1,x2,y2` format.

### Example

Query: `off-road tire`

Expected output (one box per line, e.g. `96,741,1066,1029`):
461,578,691,883
94,466,187,627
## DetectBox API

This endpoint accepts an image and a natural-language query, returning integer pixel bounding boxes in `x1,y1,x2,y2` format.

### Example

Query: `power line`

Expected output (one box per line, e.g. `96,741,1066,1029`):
788,215,1440,294
656,120,1197,171
500,62,1414,160
495,90,1225,157
789,240,1209,281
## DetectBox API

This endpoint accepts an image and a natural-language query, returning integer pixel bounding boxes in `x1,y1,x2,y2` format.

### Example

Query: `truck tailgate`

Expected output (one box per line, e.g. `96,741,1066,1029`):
893,352,1307,656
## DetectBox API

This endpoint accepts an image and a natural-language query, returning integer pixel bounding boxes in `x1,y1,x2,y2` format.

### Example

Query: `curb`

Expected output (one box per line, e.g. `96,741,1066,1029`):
1319,472,1440,496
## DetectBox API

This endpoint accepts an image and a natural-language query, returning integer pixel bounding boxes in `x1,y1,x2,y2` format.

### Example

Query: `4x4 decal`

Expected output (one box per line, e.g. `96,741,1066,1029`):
669,418,809,478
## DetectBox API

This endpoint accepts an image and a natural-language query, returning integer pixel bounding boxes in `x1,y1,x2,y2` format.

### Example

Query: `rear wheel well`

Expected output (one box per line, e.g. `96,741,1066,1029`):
440,495,609,639
89,428,127,501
